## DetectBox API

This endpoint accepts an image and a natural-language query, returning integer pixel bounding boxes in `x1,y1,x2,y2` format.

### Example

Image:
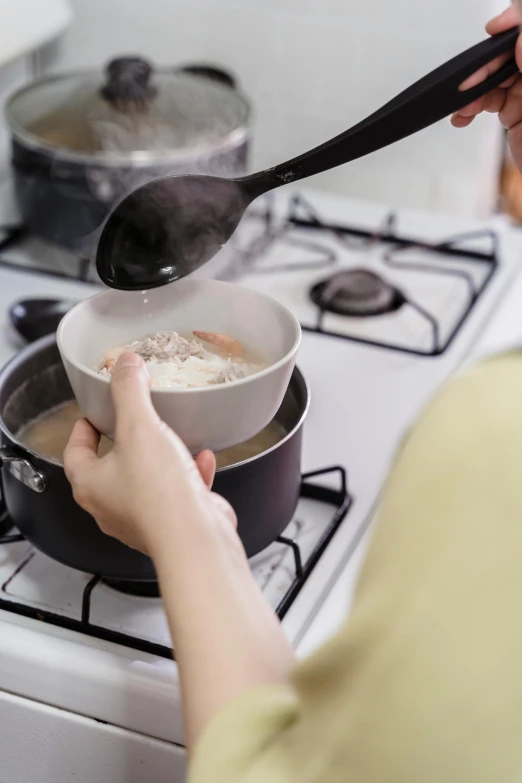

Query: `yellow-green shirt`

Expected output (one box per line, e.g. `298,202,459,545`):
191,353,522,782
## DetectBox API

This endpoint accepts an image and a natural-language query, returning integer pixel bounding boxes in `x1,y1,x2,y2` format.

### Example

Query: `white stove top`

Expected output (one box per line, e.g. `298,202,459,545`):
224,194,503,355
0,188,521,763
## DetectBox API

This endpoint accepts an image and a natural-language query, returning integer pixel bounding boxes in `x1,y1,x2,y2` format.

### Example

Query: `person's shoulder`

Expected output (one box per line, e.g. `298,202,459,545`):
391,349,522,471
435,350,522,424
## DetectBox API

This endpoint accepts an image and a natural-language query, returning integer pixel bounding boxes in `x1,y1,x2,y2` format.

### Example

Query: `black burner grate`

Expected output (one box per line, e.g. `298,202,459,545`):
0,466,352,660
231,197,500,357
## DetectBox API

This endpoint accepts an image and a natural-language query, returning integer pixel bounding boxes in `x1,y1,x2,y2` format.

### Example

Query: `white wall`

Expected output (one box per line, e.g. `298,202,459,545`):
40,0,504,216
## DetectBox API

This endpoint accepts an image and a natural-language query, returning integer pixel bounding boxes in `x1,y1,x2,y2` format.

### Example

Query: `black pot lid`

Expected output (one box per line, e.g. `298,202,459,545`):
5,57,250,165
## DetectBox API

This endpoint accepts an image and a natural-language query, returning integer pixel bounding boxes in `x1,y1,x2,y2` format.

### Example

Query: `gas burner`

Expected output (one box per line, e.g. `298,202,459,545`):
102,578,160,598
310,269,405,317
237,195,501,356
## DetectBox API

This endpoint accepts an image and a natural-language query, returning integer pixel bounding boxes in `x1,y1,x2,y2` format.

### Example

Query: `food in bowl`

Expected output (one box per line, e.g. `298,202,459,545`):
17,399,286,469
97,330,266,389
56,279,301,453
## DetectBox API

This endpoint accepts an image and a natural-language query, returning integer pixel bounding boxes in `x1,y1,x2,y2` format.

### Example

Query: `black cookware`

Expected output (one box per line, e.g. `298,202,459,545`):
5,58,250,256
0,335,309,579
9,298,78,342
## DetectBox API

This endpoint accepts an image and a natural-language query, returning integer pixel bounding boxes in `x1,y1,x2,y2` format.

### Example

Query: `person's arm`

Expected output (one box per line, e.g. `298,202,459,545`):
150,507,295,750
64,352,295,751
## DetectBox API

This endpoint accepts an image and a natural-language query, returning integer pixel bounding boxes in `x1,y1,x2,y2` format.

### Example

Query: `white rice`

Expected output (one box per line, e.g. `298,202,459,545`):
97,332,261,389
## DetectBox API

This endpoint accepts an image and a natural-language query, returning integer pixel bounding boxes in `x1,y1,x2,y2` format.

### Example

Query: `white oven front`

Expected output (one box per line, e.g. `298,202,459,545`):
0,690,187,783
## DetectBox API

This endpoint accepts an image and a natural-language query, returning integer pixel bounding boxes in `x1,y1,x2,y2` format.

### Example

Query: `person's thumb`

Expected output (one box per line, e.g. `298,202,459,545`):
111,353,157,439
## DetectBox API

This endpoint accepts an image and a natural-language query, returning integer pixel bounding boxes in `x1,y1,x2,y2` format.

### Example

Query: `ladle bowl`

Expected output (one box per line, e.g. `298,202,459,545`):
96,175,250,290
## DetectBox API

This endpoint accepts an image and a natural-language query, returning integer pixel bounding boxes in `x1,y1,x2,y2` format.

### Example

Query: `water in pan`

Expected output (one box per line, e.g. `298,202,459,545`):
16,399,286,470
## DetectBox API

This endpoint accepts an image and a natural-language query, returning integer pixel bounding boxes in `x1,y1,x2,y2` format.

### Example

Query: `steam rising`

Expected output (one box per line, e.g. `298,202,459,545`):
89,73,243,154
100,174,248,288
19,71,249,260
30,72,246,156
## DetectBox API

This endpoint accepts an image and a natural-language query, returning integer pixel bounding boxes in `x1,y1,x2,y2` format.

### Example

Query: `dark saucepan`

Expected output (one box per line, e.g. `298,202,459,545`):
6,58,250,256
0,335,309,579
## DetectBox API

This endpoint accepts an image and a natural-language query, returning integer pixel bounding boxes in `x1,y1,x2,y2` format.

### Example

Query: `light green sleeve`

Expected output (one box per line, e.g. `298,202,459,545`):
190,352,522,783
189,686,299,783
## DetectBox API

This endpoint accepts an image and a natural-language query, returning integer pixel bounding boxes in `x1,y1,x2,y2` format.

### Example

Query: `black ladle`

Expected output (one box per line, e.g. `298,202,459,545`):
9,298,77,342
96,27,520,291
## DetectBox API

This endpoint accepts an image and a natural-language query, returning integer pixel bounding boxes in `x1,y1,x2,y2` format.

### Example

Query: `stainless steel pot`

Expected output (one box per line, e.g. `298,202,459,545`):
0,335,308,579
5,58,251,256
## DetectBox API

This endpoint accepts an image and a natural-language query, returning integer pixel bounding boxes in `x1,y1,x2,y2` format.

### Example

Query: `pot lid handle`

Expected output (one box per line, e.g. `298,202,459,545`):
176,64,237,90
100,56,157,108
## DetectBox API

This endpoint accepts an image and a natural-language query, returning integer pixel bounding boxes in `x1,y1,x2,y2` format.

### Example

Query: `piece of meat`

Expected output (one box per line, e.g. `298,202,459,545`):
128,332,207,362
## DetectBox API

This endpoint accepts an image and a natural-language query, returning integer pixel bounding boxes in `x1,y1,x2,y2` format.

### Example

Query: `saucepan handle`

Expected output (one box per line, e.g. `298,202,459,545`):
0,447,47,493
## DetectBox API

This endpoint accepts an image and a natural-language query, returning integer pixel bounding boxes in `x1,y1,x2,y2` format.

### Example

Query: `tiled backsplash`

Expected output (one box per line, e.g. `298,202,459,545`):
7,0,508,216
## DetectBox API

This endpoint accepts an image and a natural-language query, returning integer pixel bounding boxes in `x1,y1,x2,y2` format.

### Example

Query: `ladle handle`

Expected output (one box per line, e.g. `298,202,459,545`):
243,26,519,196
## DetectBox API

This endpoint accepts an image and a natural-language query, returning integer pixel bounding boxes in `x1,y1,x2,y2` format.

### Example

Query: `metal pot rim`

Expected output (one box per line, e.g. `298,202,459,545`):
0,335,61,468
217,366,310,473
6,69,251,168
0,335,310,473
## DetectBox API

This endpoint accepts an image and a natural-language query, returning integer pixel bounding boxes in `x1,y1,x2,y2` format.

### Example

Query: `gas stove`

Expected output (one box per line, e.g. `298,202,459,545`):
0,186,520,783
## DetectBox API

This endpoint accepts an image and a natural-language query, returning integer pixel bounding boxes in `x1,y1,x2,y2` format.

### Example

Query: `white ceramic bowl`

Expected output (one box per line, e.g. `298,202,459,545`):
57,279,301,454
